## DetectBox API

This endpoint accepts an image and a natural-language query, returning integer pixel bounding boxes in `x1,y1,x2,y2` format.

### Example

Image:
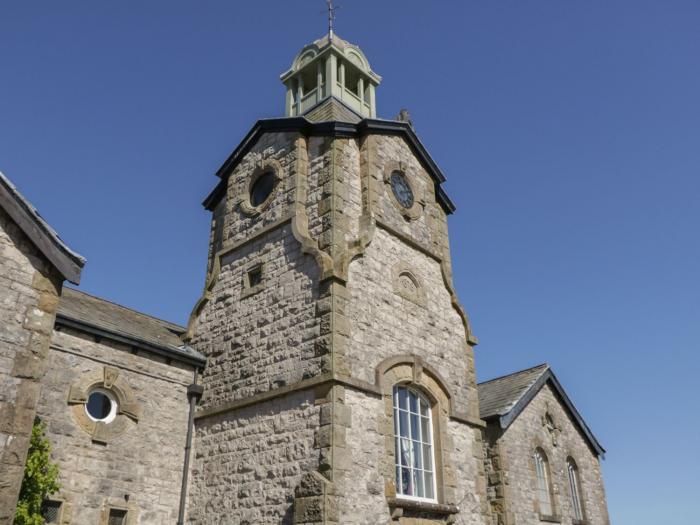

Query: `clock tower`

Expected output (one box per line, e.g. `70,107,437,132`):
186,32,489,524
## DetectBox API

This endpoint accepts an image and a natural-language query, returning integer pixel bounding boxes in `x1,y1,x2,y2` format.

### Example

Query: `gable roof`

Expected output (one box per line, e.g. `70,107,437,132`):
202,117,455,215
56,287,206,367
0,171,85,284
478,364,605,457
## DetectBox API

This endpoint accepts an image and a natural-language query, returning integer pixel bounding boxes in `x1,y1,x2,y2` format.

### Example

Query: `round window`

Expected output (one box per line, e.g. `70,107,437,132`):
250,171,276,208
389,171,414,209
85,389,117,423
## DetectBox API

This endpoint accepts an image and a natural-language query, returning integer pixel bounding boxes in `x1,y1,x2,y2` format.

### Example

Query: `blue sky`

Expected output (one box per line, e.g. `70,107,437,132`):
2,2,698,522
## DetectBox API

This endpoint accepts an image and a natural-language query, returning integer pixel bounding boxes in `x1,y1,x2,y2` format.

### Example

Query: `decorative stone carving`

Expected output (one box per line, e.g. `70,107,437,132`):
239,158,283,217
67,366,140,444
542,410,561,447
392,262,426,307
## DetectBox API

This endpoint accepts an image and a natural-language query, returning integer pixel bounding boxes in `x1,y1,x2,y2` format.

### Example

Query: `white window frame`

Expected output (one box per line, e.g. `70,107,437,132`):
85,388,118,424
534,448,554,516
567,458,585,521
392,384,438,503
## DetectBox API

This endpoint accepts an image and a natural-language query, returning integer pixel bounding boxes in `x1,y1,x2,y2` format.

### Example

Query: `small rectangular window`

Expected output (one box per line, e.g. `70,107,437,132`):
247,265,263,288
108,508,128,525
41,500,62,523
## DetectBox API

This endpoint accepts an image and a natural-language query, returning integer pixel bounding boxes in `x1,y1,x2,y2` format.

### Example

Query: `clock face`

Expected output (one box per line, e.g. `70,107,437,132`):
390,171,414,209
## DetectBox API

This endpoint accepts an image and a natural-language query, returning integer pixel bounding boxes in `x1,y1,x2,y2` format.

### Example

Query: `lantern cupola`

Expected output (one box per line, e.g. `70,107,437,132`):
280,34,381,119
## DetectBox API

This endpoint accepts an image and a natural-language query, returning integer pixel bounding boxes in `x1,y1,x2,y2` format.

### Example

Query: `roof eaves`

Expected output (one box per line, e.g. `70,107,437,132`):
497,369,605,458
55,314,207,367
0,172,85,284
204,117,456,214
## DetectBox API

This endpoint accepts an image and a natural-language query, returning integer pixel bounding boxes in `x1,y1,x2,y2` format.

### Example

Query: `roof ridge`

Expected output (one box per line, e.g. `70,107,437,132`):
477,363,549,386
62,287,185,332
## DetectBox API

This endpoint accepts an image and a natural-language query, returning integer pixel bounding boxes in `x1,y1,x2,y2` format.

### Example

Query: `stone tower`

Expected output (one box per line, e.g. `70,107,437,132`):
186,34,489,524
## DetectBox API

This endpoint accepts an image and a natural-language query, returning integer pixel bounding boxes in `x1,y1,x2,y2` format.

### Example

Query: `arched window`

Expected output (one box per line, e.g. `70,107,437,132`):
567,458,585,521
534,448,554,516
393,385,436,502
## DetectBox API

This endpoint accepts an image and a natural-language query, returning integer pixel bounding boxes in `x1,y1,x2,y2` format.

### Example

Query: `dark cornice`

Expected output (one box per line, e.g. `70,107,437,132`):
489,369,606,458
55,314,206,368
0,172,85,284
203,117,456,215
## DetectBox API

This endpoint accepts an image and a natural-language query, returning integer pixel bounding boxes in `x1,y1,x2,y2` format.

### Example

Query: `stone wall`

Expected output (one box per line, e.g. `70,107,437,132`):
35,328,193,525
493,383,610,525
188,127,487,524
0,207,62,523
188,390,319,524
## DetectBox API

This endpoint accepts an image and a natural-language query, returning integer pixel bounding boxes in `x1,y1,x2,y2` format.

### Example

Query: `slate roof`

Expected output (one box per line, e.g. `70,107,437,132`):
56,288,206,367
0,171,85,284
478,364,605,457
304,97,362,124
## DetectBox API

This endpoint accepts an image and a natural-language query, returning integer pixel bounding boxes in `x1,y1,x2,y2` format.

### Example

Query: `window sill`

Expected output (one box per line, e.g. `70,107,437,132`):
241,283,265,299
539,514,561,523
387,497,459,516
572,520,587,525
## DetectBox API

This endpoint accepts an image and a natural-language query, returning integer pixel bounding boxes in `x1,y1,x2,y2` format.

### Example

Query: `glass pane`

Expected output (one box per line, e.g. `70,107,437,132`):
423,444,433,471
86,392,111,420
394,437,400,466
424,471,435,499
250,172,275,207
411,440,422,469
399,438,410,466
108,509,127,525
399,410,409,438
419,398,429,416
401,467,412,495
409,390,418,413
410,413,420,441
398,387,409,411
420,417,430,443
413,468,424,497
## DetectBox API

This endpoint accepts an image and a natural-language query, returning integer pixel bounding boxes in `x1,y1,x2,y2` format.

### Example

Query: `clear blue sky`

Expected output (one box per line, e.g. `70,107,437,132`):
2,2,698,522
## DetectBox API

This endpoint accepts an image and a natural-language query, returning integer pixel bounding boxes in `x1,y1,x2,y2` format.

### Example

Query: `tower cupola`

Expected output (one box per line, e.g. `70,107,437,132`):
280,34,381,119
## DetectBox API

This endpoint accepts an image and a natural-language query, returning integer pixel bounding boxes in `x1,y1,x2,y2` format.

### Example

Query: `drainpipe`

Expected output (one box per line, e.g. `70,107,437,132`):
177,369,203,525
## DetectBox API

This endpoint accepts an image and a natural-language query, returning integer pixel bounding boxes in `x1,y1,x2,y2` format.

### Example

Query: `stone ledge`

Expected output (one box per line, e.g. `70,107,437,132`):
387,497,459,515
539,513,562,523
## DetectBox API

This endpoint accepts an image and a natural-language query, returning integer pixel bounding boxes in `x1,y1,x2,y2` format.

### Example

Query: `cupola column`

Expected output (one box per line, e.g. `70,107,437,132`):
296,77,304,115
285,85,295,116
325,54,337,100
337,61,346,104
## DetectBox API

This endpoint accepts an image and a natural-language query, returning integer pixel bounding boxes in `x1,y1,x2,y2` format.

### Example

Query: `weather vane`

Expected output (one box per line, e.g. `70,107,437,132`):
325,0,340,41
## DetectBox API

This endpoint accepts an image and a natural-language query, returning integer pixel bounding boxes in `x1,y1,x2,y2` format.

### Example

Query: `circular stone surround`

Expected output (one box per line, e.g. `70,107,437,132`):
239,159,283,217
383,163,423,221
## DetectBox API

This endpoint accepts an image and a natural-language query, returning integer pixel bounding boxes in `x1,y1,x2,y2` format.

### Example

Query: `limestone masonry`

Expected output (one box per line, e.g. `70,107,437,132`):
0,33,610,525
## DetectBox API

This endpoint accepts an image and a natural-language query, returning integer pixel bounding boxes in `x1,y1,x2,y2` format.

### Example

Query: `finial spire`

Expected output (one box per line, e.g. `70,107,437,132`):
326,0,340,41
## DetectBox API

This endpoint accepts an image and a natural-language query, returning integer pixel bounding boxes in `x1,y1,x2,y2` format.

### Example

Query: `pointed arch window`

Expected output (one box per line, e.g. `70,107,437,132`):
393,385,437,502
534,448,554,516
567,458,585,521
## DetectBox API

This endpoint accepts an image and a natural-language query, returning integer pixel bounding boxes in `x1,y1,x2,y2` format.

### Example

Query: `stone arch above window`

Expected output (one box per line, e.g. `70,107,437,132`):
67,366,140,444
392,262,426,307
566,456,586,523
533,447,556,519
239,158,283,217
375,355,460,518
